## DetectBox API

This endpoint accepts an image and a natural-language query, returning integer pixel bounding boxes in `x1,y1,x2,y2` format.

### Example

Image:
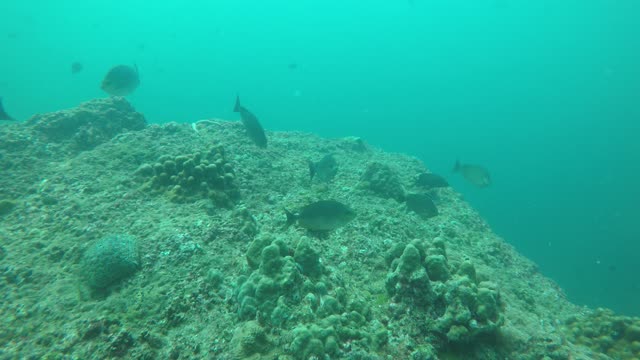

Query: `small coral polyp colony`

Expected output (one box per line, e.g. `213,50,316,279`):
137,147,239,206
231,236,388,359
563,308,640,359
385,239,504,347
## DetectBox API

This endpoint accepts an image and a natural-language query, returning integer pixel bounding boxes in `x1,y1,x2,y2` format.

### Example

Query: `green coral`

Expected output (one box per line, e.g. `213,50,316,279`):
563,308,640,359
236,236,387,357
291,324,339,359
137,146,239,206
290,300,387,359
294,237,323,278
230,321,271,358
385,240,504,346
435,277,503,344
235,238,302,323
385,243,434,306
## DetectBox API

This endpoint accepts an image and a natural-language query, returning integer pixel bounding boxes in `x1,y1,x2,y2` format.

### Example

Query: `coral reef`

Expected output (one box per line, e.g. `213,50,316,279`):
0,99,633,360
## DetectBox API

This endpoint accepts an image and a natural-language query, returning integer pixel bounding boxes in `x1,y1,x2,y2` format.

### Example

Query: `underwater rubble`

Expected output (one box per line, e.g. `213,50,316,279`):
0,98,633,359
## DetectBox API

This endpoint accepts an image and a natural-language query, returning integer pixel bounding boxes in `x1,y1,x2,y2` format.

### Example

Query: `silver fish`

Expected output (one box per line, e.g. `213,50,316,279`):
285,200,355,231
453,160,491,188
101,64,140,96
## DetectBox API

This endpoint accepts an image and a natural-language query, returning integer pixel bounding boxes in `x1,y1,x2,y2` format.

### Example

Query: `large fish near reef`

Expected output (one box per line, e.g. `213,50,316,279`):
453,160,491,188
309,154,338,183
405,193,438,219
415,172,449,189
234,95,267,148
285,200,355,231
0,97,14,121
101,64,140,96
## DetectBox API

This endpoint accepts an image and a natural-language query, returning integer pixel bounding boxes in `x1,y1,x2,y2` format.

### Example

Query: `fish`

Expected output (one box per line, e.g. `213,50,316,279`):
288,63,298,70
453,160,491,188
309,154,337,183
0,97,14,121
405,193,438,219
71,62,83,74
285,200,355,231
416,172,449,189
233,95,267,148
101,64,140,96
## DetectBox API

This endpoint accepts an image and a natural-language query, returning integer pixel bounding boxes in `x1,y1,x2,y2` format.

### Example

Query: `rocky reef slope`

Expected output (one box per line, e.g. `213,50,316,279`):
0,98,637,359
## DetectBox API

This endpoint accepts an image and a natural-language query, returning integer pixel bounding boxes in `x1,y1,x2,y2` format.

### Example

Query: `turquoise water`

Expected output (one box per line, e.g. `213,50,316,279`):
2,0,639,315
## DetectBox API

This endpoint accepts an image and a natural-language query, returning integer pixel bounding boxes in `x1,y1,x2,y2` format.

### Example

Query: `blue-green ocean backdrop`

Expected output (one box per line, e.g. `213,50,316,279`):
2,0,639,315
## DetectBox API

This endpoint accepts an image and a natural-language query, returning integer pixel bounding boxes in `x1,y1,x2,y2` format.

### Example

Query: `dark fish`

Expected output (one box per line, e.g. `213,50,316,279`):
0,98,14,121
405,193,438,219
71,62,83,74
309,154,337,183
453,160,491,188
416,172,449,189
285,200,355,231
233,95,267,148
288,63,298,70
101,64,140,96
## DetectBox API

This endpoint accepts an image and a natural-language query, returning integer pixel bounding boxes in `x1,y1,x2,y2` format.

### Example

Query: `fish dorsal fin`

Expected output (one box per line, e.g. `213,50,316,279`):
234,95,241,112
133,63,140,82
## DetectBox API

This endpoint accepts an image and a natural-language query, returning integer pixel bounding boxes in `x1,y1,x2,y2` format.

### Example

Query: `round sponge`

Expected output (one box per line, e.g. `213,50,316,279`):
82,234,140,290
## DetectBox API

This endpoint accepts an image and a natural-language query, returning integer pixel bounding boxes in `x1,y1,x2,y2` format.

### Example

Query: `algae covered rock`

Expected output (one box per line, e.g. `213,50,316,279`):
230,320,271,359
26,97,146,150
360,162,405,201
81,234,140,291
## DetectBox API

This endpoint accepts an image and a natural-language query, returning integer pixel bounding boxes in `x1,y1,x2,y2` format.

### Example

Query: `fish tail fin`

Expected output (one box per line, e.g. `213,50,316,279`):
234,95,241,112
284,209,296,228
453,160,461,172
0,97,13,121
309,161,316,181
